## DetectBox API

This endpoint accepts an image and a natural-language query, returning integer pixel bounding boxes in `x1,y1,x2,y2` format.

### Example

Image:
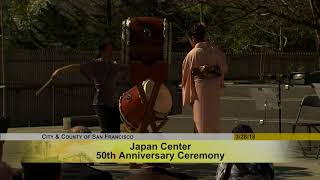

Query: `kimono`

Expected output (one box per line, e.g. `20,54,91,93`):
182,42,228,133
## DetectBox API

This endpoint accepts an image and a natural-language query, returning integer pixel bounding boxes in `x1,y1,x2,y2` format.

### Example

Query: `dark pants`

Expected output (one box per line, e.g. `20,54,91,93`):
93,105,121,133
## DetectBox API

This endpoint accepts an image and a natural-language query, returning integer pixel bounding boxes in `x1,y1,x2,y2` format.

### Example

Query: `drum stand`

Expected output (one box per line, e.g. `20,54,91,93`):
149,117,169,132
127,81,169,169
121,81,169,133
122,117,168,133
136,82,164,133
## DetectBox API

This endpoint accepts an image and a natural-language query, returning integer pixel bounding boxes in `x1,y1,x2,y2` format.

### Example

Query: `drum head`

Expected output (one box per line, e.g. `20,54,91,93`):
142,79,172,114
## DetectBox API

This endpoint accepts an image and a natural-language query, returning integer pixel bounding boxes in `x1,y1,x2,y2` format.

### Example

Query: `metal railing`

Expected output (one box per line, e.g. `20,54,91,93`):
1,83,94,127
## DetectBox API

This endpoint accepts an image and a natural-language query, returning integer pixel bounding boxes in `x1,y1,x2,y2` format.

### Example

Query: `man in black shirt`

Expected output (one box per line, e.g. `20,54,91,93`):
47,39,130,133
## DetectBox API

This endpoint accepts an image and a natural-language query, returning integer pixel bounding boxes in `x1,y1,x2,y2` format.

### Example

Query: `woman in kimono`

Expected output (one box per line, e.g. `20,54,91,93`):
182,24,228,133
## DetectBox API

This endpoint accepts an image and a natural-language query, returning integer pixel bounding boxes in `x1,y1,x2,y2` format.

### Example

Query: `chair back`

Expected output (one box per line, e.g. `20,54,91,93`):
301,95,320,107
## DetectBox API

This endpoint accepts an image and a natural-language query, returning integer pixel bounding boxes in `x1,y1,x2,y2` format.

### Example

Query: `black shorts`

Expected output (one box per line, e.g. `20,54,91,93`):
93,105,121,133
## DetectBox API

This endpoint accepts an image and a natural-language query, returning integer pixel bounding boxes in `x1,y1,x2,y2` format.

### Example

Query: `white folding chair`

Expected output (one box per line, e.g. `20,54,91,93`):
292,95,320,158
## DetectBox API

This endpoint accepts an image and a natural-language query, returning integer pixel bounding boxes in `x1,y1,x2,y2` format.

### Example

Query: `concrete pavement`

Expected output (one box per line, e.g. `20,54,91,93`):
4,124,320,180
3,82,320,179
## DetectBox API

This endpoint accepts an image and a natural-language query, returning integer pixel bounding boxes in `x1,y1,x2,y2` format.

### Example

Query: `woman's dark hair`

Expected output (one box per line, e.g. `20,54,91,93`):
96,38,113,59
232,124,254,133
188,23,206,41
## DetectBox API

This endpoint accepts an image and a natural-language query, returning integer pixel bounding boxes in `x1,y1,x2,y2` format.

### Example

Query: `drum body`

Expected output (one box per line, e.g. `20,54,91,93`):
142,79,172,119
121,17,172,84
119,79,172,131
128,17,164,63
119,85,147,130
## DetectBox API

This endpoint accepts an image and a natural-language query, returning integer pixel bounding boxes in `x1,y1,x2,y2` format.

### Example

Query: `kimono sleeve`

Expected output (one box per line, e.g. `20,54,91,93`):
219,52,228,74
182,51,198,106
217,51,228,88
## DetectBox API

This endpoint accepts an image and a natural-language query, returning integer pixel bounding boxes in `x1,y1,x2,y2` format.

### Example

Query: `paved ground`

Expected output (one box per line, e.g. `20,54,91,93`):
3,82,320,179
92,159,320,180
4,124,320,179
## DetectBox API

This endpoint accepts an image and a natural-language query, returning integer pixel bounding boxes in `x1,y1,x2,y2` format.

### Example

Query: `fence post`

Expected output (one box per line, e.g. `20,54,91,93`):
52,85,55,126
318,53,320,70
51,51,55,126
0,1,6,118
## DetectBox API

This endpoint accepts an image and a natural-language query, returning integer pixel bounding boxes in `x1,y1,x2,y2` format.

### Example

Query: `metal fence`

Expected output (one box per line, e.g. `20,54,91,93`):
0,49,318,127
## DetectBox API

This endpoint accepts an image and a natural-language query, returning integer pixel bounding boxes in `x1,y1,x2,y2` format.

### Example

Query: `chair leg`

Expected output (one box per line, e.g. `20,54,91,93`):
298,141,307,157
312,126,320,133
317,145,320,159
295,106,303,123
292,106,303,133
293,105,307,156
308,126,312,152
292,125,296,133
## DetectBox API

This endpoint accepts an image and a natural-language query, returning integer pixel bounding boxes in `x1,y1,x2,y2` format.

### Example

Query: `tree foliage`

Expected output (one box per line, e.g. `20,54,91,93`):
2,0,317,52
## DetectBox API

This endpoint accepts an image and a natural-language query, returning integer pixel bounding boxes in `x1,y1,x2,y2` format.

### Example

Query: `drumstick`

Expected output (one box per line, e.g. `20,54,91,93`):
36,78,53,96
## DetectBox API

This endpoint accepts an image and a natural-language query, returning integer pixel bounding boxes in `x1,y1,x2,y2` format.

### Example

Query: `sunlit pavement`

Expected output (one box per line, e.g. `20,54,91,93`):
3,82,320,179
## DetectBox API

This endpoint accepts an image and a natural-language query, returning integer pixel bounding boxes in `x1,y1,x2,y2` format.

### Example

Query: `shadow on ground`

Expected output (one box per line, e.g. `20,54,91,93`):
275,166,313,180
101,163,318,180
98,164,218,180
107,170,131,180
171,164,218,179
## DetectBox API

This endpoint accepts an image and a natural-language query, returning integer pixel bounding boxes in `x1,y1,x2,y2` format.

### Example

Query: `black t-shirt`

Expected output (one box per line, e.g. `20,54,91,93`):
80,58,130,106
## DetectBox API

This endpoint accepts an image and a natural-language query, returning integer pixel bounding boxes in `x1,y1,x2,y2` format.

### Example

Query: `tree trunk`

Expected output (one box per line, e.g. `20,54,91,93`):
199,1,203,23
279,24,283,51
107,0,112,27
315,0,320,69
315,29,320,69
0,0,6,117
310,0,320,69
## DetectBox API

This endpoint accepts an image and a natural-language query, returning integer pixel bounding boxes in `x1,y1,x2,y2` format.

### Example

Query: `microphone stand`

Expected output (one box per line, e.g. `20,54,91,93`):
277,78,282,133
276,74,290,133
266,74,286,133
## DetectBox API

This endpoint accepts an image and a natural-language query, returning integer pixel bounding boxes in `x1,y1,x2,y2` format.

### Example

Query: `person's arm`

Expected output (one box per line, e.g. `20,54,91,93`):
221,53,228,74
217,51,228,88
181,55,190,87
36,64,82,96
51,64,80,79
182,51,198,106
